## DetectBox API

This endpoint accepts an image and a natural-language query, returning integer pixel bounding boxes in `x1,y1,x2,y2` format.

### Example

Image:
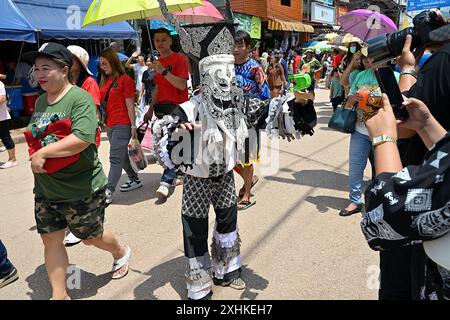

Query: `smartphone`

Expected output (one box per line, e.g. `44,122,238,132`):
374,66,409,120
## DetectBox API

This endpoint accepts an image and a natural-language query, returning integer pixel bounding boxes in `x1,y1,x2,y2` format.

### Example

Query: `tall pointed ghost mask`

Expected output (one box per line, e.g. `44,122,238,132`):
157,0,245,130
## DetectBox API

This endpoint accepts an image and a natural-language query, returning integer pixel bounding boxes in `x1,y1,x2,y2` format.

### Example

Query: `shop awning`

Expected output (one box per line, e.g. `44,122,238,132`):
268,18,314,33
0,0,36,42
12,0,137,40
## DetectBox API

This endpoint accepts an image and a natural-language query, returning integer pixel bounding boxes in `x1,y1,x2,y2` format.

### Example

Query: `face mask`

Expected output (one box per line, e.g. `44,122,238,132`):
349,47,357,54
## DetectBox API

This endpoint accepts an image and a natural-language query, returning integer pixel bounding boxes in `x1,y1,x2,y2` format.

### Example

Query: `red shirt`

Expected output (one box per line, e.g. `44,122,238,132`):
80,76,101,147
154,52,189,105
332,53,344,68
100,74,135,127
293,56,301,73
81,76,101,106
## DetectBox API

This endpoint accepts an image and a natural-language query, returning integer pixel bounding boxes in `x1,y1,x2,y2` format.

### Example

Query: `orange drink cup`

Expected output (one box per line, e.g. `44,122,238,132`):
358,88,370,110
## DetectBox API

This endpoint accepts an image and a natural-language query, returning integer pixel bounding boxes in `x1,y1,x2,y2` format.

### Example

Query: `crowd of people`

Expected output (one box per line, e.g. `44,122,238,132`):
1,7,449,300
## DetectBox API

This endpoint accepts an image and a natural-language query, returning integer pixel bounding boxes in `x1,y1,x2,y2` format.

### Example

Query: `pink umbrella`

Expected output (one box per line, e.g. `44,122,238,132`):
337,9,398,42
148,0,224,24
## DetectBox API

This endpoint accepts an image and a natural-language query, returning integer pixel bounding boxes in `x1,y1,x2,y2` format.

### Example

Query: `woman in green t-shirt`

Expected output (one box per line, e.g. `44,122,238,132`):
298,49,323,95
22,43,131,300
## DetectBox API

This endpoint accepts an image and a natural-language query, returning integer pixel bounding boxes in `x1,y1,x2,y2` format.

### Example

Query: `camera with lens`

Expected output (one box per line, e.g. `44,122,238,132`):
368,10,446,65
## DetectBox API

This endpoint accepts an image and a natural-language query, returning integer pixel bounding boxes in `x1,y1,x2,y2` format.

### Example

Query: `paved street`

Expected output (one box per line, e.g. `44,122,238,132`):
0,88,378,300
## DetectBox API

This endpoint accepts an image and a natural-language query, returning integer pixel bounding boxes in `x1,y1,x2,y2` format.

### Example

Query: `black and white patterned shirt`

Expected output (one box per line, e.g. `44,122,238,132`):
361,133,450,300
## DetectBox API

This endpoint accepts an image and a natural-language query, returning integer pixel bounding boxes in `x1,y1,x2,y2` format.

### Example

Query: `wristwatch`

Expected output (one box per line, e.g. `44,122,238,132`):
372,134,397,147
400,69,417,78
161,65,172,77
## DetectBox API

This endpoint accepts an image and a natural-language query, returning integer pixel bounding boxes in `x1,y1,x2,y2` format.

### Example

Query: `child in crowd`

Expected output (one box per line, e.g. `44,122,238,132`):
329,68,344,111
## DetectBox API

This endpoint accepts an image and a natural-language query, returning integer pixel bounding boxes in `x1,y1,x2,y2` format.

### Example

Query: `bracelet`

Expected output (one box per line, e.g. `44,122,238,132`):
131,125,137,129
400,69,417,78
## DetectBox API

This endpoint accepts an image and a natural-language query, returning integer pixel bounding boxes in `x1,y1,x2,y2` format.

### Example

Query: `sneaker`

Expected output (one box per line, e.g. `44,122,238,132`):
105,189,114,205
64,231,81,247
213,277,246,290
0,161,18,169
119,179,142,192
156,185,169,199
0,267,19,289
0,147,6,152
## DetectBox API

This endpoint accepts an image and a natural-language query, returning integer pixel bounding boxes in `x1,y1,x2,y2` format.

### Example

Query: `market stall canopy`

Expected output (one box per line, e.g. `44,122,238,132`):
1,0,36,42
13,0,137,40
268,18,314,33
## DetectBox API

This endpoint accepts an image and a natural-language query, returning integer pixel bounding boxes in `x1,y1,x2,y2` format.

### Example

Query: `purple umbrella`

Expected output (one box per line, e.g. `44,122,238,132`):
337,9,397,42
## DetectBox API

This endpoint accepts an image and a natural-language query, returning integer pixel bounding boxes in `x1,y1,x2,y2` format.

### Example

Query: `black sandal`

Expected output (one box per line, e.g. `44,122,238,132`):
238,175,259,198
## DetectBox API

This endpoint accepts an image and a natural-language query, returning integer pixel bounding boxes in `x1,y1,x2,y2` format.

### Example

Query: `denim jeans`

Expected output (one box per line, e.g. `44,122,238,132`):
348,131,373,204
0,240,14,274
160,168,176,188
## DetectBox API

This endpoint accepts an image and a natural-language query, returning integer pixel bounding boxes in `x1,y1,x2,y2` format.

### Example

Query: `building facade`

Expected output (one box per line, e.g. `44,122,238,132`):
230,0,314,51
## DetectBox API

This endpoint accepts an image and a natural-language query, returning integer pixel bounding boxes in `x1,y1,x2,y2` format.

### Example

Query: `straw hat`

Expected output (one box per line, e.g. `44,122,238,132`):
331,33,363,46
67,45,93,76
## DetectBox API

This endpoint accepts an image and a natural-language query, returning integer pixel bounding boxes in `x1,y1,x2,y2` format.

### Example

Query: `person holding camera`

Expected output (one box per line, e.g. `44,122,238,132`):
339,49,399,217
367,11,450,299
143,28,189,202
362,93,449,300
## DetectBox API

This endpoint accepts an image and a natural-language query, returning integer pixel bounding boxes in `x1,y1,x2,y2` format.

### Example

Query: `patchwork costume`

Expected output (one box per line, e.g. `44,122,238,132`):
155,0,247,300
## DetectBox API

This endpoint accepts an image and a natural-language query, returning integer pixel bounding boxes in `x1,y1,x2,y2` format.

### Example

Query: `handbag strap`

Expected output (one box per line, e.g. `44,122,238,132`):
103,78,118,105
137,121,149,131
340,97,357,111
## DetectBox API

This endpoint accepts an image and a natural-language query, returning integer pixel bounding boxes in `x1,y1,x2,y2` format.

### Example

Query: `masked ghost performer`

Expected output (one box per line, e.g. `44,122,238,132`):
153,0,248,300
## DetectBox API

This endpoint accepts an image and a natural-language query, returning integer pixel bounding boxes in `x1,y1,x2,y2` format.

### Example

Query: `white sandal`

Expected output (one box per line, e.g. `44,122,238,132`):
111,245,131,279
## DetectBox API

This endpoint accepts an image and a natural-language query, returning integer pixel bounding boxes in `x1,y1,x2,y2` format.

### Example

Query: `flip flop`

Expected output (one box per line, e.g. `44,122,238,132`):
111,245,131,280
238,175,260,198
237,200,256,211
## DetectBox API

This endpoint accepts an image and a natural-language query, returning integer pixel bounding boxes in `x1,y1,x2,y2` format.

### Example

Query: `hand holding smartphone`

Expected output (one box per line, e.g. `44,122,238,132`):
374,66,409,120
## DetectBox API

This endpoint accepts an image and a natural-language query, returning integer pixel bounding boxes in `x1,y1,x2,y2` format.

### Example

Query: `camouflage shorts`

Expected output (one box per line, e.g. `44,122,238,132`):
34,189,106,240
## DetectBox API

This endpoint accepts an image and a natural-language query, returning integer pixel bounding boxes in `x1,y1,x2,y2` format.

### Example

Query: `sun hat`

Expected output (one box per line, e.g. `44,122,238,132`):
67,45,93,76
